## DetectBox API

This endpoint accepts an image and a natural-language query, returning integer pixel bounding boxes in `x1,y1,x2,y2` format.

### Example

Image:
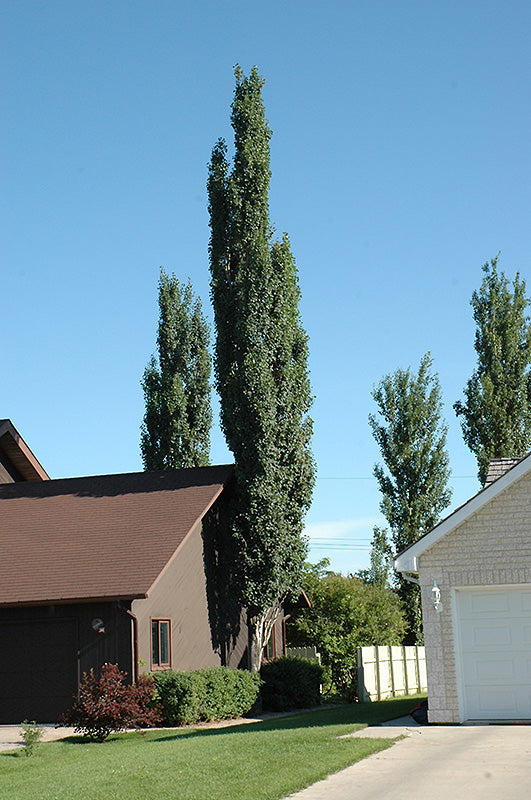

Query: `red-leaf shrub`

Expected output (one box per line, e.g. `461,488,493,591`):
59,663,162,742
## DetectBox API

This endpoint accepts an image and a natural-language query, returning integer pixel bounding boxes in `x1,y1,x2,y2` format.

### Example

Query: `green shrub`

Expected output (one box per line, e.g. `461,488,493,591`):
19,721,44,756
153,667,261,725
260,657,323,711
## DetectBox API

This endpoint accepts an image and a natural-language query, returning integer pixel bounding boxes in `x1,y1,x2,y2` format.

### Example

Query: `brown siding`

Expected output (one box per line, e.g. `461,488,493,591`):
0,601,134,723
133,513,248,673
274,616,285,657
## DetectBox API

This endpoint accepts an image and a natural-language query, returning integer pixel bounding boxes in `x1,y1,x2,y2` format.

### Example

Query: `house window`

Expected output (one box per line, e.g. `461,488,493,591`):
265,628,276,661
151,619,171,669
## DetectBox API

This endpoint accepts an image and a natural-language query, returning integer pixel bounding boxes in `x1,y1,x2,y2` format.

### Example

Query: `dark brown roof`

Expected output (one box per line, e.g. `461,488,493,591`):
0,465,233,607
0,419,50,481
483,457,524,487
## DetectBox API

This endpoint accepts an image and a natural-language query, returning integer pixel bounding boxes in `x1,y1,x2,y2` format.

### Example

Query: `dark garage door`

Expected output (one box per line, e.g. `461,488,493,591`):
0,619,78,723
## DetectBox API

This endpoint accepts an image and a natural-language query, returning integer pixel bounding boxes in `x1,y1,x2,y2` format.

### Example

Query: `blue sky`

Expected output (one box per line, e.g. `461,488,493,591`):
3,1,531,574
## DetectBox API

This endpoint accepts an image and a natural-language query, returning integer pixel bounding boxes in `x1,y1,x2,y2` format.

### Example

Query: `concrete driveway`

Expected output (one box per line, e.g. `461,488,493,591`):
285,717,531,800
0,724,78,752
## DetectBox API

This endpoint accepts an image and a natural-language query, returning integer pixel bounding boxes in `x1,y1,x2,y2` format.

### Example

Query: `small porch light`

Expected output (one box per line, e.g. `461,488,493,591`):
431,581,443,613
91,618,105,634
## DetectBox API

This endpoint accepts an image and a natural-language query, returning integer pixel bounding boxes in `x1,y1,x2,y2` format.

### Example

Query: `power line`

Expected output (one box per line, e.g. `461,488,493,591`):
309,537,372,542
310,545,370,551
316,475,475,480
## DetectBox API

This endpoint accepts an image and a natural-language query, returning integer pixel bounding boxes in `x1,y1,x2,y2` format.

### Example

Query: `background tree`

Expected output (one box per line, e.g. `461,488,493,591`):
287,560,406,698
208,67,315,670
369,353,451,641
141,269,212,470
454,256,531,484
356,526,393,588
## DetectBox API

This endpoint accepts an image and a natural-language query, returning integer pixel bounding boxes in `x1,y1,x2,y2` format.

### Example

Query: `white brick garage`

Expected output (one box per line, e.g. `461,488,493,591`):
395,456,531,724
455,587,531,720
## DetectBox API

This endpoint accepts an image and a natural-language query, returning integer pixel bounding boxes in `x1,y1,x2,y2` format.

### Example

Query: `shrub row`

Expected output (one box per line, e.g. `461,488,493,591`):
260,656,323,711
152,666,261,725
60,657,322,740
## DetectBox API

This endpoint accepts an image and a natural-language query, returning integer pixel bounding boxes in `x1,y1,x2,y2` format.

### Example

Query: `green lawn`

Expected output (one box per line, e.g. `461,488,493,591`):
0,695,425,800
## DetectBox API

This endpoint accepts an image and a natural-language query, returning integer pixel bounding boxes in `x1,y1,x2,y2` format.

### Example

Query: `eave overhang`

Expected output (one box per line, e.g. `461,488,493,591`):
394,451,531,575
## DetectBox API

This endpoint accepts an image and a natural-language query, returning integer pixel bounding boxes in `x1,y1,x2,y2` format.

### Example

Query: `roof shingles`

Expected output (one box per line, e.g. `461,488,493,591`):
0,465,233,606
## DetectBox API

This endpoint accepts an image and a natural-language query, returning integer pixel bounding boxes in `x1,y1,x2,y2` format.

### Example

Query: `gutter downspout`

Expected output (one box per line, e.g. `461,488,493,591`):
118,603,138,683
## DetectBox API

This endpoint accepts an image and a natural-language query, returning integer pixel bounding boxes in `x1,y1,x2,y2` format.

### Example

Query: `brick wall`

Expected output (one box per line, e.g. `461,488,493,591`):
419,471,531,723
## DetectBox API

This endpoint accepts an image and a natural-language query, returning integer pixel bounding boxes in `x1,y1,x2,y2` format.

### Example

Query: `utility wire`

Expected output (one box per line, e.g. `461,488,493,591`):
316,475,475,480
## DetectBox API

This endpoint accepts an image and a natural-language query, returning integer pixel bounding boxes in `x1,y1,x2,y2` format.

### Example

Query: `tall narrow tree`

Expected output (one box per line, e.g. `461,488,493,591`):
356,526,393,588
141,269,212,470
208,67,315,670
454,256,531,484
369,353,451,641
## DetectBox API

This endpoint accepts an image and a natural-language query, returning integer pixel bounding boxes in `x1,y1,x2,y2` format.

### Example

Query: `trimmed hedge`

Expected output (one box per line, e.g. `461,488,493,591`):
260,656,323,711
152,666,261,726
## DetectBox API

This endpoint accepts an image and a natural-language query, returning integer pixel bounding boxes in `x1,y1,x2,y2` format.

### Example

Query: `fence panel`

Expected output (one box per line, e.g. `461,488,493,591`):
357,645,426,702
285,646,321,663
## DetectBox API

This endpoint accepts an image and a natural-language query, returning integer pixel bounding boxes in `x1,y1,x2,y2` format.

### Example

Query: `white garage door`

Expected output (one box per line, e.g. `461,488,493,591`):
456,587,531,720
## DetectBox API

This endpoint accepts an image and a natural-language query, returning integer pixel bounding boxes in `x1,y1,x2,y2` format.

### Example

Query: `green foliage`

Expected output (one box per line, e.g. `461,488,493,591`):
141,268,212,470
356,526,393,587
369,352,451,641
260,656,323,711
19,720,43,756
454,256,531,484
152,667,261,726
288,562,406,698
208,66,314,666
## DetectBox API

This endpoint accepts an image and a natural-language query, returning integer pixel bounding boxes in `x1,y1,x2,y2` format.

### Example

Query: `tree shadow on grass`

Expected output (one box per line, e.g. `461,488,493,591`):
147,695,423,744
58,695,424,747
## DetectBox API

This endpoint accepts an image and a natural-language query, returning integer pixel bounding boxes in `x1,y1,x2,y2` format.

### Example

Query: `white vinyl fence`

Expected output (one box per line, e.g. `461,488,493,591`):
286,646,321,663
357,645,427,702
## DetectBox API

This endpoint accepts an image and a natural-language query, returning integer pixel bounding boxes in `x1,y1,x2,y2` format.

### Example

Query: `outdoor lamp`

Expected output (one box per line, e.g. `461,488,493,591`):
431,581,443,613
91,618,105,634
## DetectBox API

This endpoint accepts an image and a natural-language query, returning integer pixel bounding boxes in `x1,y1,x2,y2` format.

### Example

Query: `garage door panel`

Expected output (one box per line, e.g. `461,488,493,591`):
520,593,531,612
474,658,516,681
472,624,512,646
474,688,519,715
470,592,510,614
457,588,531,720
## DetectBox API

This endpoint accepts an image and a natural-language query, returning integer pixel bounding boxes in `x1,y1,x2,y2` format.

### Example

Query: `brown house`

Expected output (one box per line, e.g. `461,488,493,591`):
0,422,286,723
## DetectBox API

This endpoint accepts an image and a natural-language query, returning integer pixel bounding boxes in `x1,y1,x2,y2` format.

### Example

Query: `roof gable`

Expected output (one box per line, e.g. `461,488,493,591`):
0,465,233,606
0,420,49,482
395,452,531,573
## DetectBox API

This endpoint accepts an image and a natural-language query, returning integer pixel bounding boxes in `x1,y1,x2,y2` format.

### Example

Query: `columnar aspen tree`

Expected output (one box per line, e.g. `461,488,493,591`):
454,256,531,484
369,353,451,641
208,67,315,670
141,269,212,470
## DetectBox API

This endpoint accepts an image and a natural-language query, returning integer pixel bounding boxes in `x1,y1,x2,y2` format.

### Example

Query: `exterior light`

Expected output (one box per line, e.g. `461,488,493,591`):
431,581,443,613
91,618,105,634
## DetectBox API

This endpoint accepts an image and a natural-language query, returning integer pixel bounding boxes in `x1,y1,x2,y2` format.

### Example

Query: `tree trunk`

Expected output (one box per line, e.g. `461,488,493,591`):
247,603,283,672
